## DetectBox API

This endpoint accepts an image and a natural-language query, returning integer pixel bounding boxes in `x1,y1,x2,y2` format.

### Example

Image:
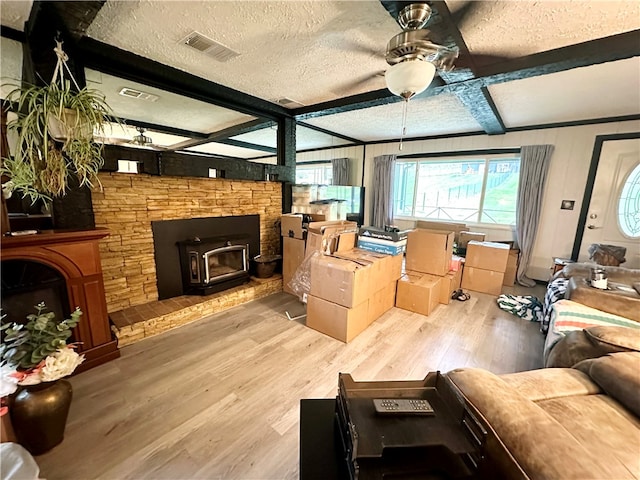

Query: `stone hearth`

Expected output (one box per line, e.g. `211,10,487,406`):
110,275,282,346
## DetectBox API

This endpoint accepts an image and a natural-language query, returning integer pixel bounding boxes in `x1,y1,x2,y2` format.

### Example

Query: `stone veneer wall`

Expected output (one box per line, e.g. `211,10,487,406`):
92,173,282,313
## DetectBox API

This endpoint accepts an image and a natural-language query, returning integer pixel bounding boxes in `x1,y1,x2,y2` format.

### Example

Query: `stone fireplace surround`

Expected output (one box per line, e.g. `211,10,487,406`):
92,173,282,314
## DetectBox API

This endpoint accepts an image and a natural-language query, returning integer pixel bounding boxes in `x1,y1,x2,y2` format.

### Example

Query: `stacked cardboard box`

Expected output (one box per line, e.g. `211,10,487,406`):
458,231,486,249
503,249,520,286
356,226,409,256
281,215,355,295
396,228,463,315
306,249,402,342
461,241,510,295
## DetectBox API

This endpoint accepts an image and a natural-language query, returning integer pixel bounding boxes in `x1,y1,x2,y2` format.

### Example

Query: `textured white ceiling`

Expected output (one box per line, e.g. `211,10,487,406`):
85,68,256,134
232,128,278,148
186,141,271,159
2,0,639,153
86,0,640,107
303,93,481,142
86,0,400,106
450,0,640,58
0,0,32,31
0,37,22,99
296,125,354,151
491,57,640,128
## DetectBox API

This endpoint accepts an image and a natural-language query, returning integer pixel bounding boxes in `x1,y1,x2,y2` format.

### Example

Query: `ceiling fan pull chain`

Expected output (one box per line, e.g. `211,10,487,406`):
399,98,409,151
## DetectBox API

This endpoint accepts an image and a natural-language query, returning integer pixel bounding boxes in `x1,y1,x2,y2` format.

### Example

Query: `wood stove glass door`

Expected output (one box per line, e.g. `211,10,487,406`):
204,245,248,284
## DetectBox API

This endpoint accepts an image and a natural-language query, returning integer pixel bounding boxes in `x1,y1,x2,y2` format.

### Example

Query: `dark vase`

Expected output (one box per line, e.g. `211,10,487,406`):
10,380,73,455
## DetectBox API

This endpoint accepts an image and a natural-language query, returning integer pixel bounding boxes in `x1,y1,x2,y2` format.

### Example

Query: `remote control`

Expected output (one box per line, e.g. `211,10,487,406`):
373,398,434,415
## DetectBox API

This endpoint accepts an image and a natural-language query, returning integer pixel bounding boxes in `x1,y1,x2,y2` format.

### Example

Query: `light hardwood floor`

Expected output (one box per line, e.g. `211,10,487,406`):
36,285,546,479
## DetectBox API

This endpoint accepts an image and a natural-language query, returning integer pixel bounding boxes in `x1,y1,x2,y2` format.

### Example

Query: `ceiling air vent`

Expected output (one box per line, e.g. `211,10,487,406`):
118,88,159,102
275,97,305,108
181,31,240,62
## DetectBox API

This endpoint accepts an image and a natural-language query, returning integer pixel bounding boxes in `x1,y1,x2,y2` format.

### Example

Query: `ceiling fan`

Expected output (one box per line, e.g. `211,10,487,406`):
348,2,508,99
383,3,459,99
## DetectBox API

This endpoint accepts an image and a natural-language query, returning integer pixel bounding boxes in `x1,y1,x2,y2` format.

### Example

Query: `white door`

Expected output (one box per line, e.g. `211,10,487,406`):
579,138,640,268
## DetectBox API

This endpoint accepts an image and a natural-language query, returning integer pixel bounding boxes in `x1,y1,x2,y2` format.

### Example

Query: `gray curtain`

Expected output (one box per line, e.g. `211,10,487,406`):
516,144,555,287
331,158,350,186
372,155,396,228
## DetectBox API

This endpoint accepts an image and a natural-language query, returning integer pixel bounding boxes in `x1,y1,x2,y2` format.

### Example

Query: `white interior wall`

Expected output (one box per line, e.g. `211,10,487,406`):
362,119,640,281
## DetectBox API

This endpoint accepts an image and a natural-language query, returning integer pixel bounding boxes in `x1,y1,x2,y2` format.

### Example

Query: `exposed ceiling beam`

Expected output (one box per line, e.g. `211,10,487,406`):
453,87,505,135
109,117,209,139
167,119,274,151
77,37,291,122
0,26,26,43
297,122,362,143
43,1,106,41
217,139,276,154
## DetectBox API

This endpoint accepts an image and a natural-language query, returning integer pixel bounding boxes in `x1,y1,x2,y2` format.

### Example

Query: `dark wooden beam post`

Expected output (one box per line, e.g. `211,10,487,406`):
278,117,296,214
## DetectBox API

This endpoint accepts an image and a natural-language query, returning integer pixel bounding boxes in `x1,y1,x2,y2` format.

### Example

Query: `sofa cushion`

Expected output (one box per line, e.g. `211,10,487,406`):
501,368,600,401
545,326,640,368
585,326,640,352
575,352,640,418
537,393,640,479
446,368,617,479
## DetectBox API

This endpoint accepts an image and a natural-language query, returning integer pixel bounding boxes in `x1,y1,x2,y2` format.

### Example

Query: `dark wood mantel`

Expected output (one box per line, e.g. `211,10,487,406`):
1,228,120,372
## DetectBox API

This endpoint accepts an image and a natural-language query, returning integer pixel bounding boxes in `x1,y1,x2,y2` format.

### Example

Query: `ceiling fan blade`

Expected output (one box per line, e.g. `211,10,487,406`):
339,37,384,58
338,71,386,95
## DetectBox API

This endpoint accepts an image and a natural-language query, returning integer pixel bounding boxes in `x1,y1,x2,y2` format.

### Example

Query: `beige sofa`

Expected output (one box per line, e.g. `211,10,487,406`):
544,263,640,367
445,351,640,479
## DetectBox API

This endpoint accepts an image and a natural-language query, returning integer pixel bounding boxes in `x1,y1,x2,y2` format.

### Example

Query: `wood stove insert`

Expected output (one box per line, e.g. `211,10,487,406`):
178,233,251,295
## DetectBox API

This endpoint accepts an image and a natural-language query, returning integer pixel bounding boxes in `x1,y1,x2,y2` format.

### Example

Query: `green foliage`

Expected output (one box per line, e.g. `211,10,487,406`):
0,302,82,369
0,80,116,203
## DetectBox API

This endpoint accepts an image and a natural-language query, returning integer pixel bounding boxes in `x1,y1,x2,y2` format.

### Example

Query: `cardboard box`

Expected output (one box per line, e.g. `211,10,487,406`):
458,231,486,249
405,229,454,276
439,267,463,305
395,272,442,316
368,281,397,323
280,213,325,239
503,249,519,286
282,237,306,295
305,220,358,257
356,238,405,256
310,249,402,308
358,227,411,242
306,295,369,343
306,231,356,258
461,266,505,295
416,220,467,243
465,241,510,273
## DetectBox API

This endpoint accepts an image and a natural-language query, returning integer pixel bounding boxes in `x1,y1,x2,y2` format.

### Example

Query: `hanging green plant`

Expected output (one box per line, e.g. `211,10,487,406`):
1,39,117,203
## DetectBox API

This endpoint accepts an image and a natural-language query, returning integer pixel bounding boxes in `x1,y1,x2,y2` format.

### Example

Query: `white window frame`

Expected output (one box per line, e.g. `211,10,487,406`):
295,162,333,185
394,153,521,229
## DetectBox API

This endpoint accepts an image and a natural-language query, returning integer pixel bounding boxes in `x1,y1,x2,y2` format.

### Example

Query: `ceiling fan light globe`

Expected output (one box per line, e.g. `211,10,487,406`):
385,60,436,98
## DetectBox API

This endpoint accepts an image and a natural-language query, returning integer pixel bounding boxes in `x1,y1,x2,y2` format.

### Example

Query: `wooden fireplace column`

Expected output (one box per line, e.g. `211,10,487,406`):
1,228,120,372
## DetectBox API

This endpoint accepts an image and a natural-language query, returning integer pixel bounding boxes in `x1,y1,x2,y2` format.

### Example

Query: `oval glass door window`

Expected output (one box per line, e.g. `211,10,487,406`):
618,163,640,238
